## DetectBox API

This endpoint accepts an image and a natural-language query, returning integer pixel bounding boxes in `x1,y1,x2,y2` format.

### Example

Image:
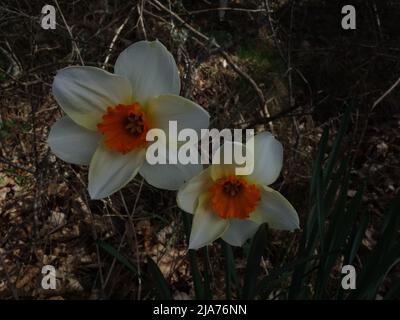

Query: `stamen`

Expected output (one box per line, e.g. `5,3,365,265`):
125,113,145,136
223,180,243,197
97,103,150,154
208,175,261,220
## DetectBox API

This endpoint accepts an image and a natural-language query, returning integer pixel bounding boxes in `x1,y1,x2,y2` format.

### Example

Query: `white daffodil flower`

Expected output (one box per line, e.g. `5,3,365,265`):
48,40,209,199
177,132,299,250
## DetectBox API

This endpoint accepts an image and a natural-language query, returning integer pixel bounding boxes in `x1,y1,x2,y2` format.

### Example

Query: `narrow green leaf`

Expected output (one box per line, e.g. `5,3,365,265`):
290,128,329,299
323,157,350,213
182,211,204,299
311,127,329,196
315,167,325,255
323,107,351,186
202,247,212,299
350,194,400,299
222,241,236,299
315,173,358,299
97,240,136,273
147,256,173,300
384,279,400,300
242,225,267,299
257,254,320,297
347,212,370,265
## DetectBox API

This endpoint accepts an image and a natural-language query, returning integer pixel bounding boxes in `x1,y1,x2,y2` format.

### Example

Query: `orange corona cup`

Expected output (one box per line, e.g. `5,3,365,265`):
177,132,299,250
97,103,150,154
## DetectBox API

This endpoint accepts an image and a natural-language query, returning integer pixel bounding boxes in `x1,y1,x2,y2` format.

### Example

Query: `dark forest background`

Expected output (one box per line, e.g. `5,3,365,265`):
0,0,399,299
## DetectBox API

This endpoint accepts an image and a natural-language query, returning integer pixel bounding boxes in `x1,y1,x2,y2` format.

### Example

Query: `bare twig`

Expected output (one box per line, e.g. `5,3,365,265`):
150,0,273,130
1,41,22,78
138,0,148,40
67,167,106,293
183,7,265,15
287,0,301,154
118,178,144,299
264,0,287,64
372,75,400,110
0,155,35,174
103,179,144,292
103,6,136,68
54,0,84,65
242,103,302,129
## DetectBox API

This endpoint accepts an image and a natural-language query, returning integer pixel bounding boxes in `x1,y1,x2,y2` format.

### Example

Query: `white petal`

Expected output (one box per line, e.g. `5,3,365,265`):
248,132,283,185
221,219,260,247
53,66,132,130
147,94,209,138
140,156,203,190
88,143,145,199
177,167,213,214
114,40,180,105
250,185,299,230
189,194,229,250
210,141,249,180
48,116,100,165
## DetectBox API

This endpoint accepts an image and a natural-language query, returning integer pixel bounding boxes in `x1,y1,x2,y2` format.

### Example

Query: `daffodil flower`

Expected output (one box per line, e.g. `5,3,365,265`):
177,132,299,250
48,40,209,199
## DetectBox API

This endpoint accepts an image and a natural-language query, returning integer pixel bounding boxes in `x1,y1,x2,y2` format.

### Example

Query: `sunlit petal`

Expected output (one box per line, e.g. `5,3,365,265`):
88,143,145,199
114,40,180,105
177,167,213,214
48,116,100,165
147,94,209,140
221,219,259,247
53,66,132,130
189,194,229,250
248,132,283,185
250,185,299,230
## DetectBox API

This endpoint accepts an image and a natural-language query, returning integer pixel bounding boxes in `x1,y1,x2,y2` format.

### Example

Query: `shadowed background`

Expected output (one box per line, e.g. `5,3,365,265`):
0,0,399,299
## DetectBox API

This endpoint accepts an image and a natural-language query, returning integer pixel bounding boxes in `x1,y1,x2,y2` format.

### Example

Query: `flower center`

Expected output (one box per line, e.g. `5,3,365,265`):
223,180,243,197
208,175,261,220
97,103,150,154
125,113,145,136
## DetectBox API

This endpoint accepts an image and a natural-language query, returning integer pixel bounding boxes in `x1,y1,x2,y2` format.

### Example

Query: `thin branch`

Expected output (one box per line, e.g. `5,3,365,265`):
183,7,266,15
67,167,106,292
118,178,144,299
138,0,148,40
150,0,272,130
54,0,84,65
103,6,136,68
372,75,400,110
0,155,35,174
101,186,144,292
